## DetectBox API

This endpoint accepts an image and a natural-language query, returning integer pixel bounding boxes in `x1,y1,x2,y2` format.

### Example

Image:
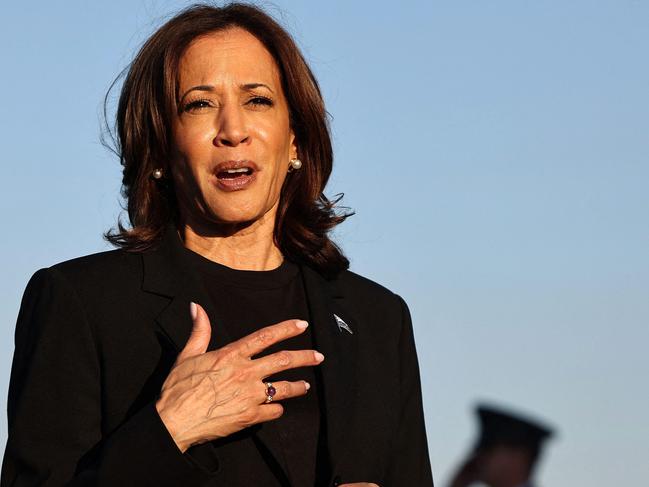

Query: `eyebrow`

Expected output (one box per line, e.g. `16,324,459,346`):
180,83,274,101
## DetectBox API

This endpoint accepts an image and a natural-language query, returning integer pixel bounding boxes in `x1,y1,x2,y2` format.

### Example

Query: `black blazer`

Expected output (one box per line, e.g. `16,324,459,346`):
1,229,433,486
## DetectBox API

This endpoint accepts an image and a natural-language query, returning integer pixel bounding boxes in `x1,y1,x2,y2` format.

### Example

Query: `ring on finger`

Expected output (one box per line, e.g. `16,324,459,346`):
264,381,277,404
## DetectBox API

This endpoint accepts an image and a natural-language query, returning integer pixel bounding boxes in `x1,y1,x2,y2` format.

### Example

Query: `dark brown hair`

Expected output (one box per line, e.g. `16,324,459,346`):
104,2,351,276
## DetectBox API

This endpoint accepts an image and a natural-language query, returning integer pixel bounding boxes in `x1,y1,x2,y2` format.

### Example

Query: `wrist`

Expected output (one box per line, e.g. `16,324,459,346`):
155,400,189,453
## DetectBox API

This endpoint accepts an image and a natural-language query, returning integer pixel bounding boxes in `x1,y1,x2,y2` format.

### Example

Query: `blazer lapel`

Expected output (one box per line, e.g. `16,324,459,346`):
300,265,358,481
141,226,232,353
140,227,291,480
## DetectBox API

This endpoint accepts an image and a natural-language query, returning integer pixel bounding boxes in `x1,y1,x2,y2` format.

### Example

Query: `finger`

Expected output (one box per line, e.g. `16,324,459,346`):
254,349,324,378
259,380,310,403
256,403,284,423
175,302,212,364
234,319,309,358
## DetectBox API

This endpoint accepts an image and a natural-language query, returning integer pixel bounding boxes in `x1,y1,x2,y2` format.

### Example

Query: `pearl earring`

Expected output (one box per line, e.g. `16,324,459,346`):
288,158,302,172
152,168,163,179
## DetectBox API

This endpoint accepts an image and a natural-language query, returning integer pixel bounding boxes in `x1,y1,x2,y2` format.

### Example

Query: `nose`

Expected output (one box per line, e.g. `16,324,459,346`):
213,104,250,147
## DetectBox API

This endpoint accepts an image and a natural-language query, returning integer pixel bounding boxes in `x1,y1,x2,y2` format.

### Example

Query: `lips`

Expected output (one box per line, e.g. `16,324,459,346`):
217,167,254,179
212,160,259,191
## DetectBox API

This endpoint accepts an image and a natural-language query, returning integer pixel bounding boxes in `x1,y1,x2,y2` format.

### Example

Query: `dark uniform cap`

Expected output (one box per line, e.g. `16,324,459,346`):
475,403,554,450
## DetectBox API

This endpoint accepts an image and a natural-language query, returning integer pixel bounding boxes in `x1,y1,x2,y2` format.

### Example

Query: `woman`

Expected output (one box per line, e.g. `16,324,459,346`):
1,3,432,486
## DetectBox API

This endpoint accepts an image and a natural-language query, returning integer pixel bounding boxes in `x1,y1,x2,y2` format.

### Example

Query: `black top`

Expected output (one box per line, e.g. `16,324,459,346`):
2,225,433,486
182,248,322,486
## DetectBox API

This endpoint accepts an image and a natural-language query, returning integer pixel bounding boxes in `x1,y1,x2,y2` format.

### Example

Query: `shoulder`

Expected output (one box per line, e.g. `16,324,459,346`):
49,248,141,281
22,249,145,309
41,248,144,292
327,269,410,339
331,268,406,309
19,248,166,339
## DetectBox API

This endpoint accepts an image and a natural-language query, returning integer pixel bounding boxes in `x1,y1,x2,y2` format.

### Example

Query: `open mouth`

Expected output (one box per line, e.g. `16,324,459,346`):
213,160,259,191
216,167,255,180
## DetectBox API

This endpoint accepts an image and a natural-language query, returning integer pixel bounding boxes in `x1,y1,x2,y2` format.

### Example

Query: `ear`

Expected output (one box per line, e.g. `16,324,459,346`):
289,129,298,160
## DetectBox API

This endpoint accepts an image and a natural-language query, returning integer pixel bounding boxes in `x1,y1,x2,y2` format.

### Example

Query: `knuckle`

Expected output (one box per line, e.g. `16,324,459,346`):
285,382,299,396
276,351,291,367
277,382,289,397
288,385,300,398
286,382,305,397
216,346,237,363
254,329,274,346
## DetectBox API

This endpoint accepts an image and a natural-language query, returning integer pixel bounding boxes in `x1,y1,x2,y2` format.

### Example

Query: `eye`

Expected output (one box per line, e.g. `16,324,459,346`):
183,99,212,112
247,96,274,108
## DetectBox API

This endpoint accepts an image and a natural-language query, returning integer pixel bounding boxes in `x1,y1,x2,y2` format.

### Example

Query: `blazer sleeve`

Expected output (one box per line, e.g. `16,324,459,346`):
383,295,434,486
1,268,219,487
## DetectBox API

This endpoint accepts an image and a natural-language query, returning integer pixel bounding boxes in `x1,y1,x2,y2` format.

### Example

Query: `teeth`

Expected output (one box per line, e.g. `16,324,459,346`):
225,168,249,174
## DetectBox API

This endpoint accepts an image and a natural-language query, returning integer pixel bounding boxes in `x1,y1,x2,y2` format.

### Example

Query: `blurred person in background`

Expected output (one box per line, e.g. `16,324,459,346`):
448,404,554,487
0,3,432,486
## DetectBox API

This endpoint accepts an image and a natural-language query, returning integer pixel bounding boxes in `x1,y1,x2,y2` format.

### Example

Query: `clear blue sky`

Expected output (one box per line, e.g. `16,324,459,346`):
1,1,648,485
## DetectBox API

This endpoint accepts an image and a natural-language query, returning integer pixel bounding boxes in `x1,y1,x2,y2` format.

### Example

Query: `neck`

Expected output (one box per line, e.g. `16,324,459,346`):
180,210,283,271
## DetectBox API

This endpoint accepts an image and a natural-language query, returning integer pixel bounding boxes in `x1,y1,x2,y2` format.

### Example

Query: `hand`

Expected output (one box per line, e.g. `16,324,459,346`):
155,302,324,452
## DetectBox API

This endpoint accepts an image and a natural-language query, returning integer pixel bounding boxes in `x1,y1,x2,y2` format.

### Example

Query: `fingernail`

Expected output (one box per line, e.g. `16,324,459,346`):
304,381,311,391
296,320,308,329
314,351,325,362
190,302,197,320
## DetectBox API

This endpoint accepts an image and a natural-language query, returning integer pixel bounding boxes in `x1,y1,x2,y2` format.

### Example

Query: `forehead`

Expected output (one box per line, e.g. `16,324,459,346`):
178,27,281,90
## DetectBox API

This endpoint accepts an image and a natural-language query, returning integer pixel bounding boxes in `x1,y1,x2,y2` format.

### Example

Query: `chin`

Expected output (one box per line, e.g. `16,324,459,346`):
204,203,268,227
189,185,279,229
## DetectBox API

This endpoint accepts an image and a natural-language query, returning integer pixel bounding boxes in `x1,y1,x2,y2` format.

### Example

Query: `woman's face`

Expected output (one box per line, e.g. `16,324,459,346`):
171,27,296,229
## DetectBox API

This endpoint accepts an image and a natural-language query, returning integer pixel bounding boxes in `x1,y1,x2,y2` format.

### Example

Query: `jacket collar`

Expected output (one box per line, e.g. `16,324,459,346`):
142,226,233,351
141,226,358,484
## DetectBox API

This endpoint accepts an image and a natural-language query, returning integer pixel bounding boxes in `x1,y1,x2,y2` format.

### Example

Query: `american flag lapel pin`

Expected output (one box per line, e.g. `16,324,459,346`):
333,313,353,334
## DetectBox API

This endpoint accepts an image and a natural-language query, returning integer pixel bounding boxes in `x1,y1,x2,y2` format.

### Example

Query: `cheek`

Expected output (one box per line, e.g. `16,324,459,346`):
169,131,208,193
253,122,292,185
268,141,291,189
271,164,289,194
173,121,215,162
256,111,292,152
